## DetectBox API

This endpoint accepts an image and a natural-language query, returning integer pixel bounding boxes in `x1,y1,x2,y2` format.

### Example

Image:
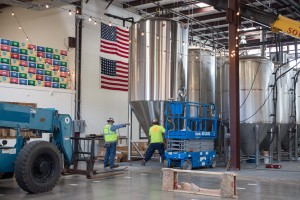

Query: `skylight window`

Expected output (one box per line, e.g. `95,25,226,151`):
196,3,210,8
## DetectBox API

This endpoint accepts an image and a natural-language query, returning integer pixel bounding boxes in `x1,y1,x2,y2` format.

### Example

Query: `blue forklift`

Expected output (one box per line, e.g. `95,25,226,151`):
164,101,217,170
0,103,102,193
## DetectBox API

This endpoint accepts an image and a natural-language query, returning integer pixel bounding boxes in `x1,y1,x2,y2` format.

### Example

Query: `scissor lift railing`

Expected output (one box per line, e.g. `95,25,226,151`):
165,101,217,139
164,101,218,170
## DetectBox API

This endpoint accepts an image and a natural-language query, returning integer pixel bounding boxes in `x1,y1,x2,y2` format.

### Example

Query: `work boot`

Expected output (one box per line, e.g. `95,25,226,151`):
141,159,145,166
110,164,119,169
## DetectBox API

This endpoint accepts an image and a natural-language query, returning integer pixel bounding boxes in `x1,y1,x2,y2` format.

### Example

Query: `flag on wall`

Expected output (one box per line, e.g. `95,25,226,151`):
100,22,129,58
100,57,128,91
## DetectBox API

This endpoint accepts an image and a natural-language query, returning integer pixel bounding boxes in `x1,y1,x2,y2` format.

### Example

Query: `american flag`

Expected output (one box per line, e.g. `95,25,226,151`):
100,57,128,91
100,22,129,58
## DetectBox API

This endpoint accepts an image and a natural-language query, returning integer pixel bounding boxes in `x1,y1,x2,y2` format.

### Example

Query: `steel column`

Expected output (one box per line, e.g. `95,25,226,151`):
260,28,266,57
227,0,240,170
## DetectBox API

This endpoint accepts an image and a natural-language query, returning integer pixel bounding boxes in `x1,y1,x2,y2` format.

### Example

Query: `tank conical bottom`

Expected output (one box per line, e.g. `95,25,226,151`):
240,123,271,156
130,100,165,137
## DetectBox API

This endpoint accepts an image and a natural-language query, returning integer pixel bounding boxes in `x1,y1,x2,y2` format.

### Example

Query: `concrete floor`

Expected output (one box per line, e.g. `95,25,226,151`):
1,160,300,200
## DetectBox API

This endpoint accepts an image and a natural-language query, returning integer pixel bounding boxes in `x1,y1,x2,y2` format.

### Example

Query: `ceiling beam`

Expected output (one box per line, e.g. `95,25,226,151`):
239,37,298,48
180,12,225,23
139,0,198,13
179,6,216,15
123,0,162,9
195,0,278,27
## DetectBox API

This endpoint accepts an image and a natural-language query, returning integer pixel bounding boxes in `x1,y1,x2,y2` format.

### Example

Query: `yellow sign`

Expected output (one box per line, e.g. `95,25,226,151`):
272,15,300,39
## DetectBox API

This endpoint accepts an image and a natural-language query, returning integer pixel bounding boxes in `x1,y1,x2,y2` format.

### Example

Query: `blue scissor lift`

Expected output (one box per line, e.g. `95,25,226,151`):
164,101,217,170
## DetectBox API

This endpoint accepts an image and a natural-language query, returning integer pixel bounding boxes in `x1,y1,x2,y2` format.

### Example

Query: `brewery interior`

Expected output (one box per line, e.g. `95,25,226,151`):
0,0,300,199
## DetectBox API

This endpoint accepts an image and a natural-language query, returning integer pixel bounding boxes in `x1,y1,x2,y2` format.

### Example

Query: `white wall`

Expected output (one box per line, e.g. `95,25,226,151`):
0,83,75,116
0,1,144,141
81,0,142,139
0,5,76,117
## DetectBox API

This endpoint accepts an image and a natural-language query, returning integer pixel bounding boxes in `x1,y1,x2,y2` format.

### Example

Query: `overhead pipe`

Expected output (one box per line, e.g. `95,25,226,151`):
75,3,82,121
104,13,134,27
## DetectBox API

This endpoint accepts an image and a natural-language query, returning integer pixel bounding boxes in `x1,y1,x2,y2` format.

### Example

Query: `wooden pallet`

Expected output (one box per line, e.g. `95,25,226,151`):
162,168,237,198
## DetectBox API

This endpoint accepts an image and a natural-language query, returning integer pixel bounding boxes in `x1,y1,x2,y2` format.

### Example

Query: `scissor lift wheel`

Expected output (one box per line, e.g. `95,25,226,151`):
182,160,192,170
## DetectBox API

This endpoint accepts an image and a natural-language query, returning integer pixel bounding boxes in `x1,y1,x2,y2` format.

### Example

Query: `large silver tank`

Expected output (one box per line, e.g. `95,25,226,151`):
221,61,230,122
216,56,228,118
222,56,274,156
295,68,300,152
275,64,293,143
187,48,216,104
296,71,300,125
129,18,188,136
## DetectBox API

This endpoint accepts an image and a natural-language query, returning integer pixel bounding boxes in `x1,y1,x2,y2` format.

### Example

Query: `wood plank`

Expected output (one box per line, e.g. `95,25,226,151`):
163,168,237,176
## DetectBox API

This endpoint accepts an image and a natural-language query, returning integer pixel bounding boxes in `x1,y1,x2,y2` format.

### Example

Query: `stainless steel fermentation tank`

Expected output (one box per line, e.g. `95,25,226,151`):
187,49,216,105
273,63,293,154
216,56,227,117
129,18,188,137
221,56,274,156
294,69,300,159
275,65,293,124
187,48,216,134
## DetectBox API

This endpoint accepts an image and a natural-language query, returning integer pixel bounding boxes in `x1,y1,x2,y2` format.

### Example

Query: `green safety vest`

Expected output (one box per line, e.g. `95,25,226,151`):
103,124,117,142
149,125,165,143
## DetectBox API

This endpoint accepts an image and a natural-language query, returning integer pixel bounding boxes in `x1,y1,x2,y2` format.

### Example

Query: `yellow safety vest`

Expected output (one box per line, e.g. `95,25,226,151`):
103,124,117,142
149,125,165,143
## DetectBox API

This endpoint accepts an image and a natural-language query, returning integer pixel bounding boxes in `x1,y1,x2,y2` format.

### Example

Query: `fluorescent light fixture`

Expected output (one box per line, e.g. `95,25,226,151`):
196,3,210,8
242,27,256,31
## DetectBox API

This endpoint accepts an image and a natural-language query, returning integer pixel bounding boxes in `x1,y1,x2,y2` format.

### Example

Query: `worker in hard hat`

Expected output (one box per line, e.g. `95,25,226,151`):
103,117,130,169
141,119,166,166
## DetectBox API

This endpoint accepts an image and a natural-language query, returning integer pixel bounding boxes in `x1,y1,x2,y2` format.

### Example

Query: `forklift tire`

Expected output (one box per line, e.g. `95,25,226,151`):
15,141,62,193
182,160,192,170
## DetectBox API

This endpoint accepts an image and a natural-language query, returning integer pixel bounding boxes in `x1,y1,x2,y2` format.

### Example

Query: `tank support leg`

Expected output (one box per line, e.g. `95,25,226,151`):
295,125,298,160
127,105,132,161
269,127,274,164
255,124,260,168
277,125,281,162
288,129,292,160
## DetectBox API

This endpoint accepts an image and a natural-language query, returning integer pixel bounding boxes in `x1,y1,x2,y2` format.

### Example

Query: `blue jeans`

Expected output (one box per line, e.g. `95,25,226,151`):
104,142,117,168
144,143,165,162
